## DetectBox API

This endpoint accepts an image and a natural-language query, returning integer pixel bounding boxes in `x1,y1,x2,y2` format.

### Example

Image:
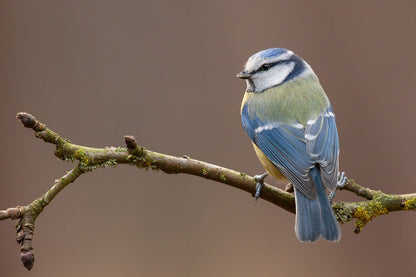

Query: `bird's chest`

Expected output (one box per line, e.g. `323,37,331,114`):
243,82,327,126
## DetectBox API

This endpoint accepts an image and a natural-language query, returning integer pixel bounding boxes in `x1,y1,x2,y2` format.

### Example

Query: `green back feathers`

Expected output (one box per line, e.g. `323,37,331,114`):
244,76,329,126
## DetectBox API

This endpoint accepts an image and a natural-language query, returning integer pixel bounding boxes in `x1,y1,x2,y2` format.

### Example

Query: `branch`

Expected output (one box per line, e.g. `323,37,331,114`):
1,112,416,270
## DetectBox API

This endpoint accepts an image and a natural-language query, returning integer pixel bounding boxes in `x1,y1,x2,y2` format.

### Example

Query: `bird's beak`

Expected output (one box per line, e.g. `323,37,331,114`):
236,71,252,79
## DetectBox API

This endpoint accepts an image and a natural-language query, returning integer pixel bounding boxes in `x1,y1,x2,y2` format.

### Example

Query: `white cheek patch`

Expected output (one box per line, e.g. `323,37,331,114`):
252,62,295,92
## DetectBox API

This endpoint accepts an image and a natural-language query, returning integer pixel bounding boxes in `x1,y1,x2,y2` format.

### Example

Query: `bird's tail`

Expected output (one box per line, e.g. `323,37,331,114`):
294,167,341,242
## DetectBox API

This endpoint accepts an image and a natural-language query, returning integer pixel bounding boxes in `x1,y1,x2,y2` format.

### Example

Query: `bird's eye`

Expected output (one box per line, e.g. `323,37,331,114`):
261,63,271,71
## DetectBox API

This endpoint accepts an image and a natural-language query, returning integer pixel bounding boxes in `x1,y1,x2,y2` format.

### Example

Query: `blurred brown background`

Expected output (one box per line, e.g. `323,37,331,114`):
1,1,416,276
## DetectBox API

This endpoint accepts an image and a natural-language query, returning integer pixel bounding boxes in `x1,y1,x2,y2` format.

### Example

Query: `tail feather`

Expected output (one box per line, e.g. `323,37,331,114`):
294,167,341,242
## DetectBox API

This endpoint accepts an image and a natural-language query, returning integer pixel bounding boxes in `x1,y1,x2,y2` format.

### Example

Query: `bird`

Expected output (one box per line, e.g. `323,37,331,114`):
237,48,342,242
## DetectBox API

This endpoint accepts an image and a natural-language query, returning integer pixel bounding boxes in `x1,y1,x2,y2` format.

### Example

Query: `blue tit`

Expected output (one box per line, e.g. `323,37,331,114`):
237,48,341,242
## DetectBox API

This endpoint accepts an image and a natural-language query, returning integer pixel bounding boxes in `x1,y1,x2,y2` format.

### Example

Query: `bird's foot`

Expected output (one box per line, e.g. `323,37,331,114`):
253,172,268,201
329,172,347,203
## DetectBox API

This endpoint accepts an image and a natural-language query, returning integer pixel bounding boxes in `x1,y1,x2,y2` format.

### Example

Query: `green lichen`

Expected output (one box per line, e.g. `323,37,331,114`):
28,198,48,216
81,159,118,172
150,161,159,171
353,197,389,231
404,197,416,210
143,160,152,170
74,149,89,165
332,202,353,223
114,147,125,153
127,154,159,171
127,154,140,163
54,143,76,162
126,151,148,168
100,159,118,168
239,173,247,177
220,174,226,181
201,168,208,176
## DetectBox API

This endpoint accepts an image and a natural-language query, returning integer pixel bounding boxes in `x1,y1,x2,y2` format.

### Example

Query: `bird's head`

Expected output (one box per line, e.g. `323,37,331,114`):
237,48,315,93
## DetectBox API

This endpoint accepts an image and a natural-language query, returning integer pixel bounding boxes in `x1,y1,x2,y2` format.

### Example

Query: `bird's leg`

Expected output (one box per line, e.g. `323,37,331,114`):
253,172,268,201
329,172,347,203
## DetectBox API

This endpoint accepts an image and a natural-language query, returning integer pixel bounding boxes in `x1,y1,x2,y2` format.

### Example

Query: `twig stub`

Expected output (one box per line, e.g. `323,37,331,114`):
16,112,45,132
124,135,138,150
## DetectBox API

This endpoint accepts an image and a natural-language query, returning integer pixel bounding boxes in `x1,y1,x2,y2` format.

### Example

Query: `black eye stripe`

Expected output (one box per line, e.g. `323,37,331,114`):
252,60,285,74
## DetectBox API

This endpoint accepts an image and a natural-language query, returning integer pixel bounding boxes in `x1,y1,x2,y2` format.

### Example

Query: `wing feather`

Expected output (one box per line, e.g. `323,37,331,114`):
305,106,339,192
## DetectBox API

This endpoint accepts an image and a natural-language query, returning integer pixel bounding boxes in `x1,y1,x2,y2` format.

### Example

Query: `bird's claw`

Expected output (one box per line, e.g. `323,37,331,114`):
337,172,347,189
329,172,347,203
253,172,268,201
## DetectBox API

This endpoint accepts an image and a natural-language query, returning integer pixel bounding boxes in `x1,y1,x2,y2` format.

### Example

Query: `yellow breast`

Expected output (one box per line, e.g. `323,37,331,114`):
252,142,288,181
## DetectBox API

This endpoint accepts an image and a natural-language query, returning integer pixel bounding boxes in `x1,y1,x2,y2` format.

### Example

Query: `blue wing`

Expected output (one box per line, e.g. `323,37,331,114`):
305,106,340,191
242,104,339,199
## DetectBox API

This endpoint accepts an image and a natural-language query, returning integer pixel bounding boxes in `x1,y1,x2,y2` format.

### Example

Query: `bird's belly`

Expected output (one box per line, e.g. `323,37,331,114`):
252,142,288,181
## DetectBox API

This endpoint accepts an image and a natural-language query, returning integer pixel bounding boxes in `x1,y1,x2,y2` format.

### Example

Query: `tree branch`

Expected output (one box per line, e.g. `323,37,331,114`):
1,112,416,270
